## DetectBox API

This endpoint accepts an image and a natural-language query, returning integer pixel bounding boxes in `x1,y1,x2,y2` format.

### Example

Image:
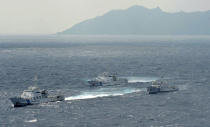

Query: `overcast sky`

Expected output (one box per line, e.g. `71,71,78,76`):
0,0,209,34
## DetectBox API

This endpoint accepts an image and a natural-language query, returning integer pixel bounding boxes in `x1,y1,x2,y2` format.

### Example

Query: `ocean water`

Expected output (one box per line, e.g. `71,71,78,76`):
0,35,210,127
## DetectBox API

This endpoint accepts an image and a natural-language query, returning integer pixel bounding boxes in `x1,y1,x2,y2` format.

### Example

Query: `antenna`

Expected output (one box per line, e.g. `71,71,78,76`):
33,75,38,81
33,75,38,86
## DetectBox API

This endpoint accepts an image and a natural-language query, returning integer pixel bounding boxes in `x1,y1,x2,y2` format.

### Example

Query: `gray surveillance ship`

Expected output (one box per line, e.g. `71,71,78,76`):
10,86,64,107
88,72,128,86
147,80,179,94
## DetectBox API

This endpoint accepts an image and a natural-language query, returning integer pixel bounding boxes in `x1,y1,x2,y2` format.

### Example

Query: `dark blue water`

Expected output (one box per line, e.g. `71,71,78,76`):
1,35,210,127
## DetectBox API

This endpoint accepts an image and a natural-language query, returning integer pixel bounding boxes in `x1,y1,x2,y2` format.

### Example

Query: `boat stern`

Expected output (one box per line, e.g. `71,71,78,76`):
88,80,102,86
147,86,160,94
9,97,30,107
56,95,65,101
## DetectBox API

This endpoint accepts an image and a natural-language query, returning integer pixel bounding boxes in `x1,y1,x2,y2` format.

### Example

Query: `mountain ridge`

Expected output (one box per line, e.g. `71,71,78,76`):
59,6,210,35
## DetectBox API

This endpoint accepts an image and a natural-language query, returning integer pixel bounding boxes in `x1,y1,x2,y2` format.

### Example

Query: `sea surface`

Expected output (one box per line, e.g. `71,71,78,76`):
0,35,210,127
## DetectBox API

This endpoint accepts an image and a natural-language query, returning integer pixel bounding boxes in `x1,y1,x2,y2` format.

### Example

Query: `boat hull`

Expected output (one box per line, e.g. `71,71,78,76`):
10,97,31,107
88,79,128,87
10,95,64,107
147,87,178,94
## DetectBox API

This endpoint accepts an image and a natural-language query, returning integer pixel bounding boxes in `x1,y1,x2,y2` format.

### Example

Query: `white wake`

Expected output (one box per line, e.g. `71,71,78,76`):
65,88,142,101
125,77,158,83
25,119,37,123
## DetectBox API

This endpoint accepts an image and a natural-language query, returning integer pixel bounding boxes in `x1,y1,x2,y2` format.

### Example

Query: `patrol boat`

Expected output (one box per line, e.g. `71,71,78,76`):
10,86,64,107
88,72,128,86
147,80,178,94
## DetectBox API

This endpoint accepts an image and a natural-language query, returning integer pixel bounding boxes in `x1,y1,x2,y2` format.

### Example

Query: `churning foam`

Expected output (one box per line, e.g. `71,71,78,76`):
65,88,142,101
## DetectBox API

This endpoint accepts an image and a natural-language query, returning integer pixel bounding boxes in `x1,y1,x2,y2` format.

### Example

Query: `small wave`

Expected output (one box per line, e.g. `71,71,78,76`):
177,85,188,90
65,88,142,101
39,103,58,107
0,49,12,53
25,119,37,123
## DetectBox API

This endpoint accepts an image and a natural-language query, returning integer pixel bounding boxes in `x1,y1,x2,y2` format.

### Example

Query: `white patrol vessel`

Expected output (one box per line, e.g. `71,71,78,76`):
147,80,178,94
10,86,64,107
88,72,128,86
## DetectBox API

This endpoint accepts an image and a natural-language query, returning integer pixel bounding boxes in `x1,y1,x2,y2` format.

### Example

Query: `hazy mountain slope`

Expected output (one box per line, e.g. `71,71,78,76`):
60,6,210,35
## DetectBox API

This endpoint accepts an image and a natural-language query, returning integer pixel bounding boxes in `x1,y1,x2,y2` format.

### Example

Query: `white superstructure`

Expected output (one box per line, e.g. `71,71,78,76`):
88,72,128,86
